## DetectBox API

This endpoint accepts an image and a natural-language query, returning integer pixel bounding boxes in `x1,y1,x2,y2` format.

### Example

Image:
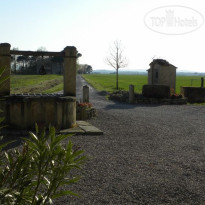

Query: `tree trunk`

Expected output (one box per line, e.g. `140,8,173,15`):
116,68,118,90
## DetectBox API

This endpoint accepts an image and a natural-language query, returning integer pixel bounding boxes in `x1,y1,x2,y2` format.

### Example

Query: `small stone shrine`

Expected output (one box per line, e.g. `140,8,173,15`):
147,59,177,91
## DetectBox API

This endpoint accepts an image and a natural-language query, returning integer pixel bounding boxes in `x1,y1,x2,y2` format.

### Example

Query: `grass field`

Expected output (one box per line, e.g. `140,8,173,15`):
11,75,63,94
83,74,205,94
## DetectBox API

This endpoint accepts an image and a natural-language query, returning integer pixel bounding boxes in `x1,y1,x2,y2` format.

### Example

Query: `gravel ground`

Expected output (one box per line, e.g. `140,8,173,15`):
57,75,205,204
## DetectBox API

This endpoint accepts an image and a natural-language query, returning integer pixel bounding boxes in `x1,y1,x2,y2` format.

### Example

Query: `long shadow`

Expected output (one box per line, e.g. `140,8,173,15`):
104,100,161,110
96,91,110,96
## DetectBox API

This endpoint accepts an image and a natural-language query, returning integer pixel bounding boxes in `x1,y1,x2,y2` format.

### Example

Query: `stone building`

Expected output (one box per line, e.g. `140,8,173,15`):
147,59,177,91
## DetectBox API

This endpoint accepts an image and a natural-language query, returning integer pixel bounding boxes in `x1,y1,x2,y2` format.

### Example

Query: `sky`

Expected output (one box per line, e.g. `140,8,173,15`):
0,0,205,72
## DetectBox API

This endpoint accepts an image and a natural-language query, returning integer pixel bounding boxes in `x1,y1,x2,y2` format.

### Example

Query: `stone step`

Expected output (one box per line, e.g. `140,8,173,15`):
59,121,103,135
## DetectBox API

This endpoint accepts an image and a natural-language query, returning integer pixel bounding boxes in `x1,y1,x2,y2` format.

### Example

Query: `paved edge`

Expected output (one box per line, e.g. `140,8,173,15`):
0,121,103,136
60,121,104,135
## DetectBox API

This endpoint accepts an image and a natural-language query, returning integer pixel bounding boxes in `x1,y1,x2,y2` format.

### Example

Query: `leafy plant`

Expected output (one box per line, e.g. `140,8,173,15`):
170,88,182,99
0,125,85,204
0,67,9,86
78,102,93,108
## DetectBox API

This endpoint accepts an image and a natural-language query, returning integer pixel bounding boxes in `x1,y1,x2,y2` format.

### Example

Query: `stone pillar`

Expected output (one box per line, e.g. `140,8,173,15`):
83,85,89,103
0,43,11,95
201,77,204,87
63,46,77,96
129,84,135,104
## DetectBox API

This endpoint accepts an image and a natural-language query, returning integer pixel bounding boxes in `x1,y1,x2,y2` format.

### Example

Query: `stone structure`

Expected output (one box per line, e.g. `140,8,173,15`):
0,43,11,95
147,59,177,91
181,87,205,103
142,84,170,98
83,85,89,103
129,84,135,104
0,94,76,130
0,43,78,130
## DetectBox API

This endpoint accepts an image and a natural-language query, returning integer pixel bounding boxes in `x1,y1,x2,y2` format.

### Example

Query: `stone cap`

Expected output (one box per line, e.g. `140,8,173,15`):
2,95,76,102
147,59,177,71
64,46,77,57
0,43,11,47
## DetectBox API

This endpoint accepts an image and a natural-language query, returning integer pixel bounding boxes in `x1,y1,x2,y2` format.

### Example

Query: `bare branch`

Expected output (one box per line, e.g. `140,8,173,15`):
106,57,116,69
105,40,128,70
105,40,128,89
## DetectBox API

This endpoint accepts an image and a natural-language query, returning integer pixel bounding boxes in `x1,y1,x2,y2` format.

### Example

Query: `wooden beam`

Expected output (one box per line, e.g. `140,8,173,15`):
10,50,64,57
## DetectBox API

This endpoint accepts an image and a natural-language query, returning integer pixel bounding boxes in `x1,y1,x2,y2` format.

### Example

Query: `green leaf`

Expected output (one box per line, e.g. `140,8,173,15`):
0,140,16,151
53,190,79,199
35,123,39,134
74,155,87,164
70,150,84,160
29,132,39,143
0,67,6,76
5,152,13,164
0,124,85,203
0,67,9,86
60,176,81,186
22,138,39,151
49,126,56,144
43,176,50,186
51,134,69,148
0,117,5,124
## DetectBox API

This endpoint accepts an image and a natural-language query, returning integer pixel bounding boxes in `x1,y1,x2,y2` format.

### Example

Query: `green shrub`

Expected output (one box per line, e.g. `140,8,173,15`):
0,125,85,204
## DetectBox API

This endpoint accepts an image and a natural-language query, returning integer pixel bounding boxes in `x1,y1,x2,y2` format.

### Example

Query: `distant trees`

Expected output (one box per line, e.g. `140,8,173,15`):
37,46,47,52
77,64,93,74
106,40,128,89
10,47,86,75
10,47,65,75
11,47,19,74
15,55,38,74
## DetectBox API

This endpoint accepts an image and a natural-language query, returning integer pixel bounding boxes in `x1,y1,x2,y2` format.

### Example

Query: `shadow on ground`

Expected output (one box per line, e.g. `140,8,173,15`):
104,101,161,110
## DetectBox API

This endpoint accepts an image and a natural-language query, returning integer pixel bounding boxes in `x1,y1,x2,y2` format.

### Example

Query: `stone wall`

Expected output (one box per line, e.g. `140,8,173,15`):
108,90,187,105
181,87,205,103
159,66,176,91
0,95,76,130
142,85,170,98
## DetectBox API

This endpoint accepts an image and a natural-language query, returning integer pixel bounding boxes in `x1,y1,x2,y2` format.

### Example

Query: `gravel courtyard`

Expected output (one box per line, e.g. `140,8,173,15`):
56,75,205,205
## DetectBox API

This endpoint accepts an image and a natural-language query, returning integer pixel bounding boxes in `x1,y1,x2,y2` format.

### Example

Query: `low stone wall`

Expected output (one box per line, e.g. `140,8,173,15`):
135,97,187,105
109,90,187,105
181,87,205,103
0,94,76,130
142,85,170,98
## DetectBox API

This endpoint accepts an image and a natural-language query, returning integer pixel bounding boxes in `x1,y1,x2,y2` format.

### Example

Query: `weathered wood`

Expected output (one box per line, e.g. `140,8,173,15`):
10,50,64,57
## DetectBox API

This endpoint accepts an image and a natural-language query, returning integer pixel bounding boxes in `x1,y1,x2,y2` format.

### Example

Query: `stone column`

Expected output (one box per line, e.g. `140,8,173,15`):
63,46,77,96
129,84,135,104
0,43,11,95
83,85,89,103
201,77,204,87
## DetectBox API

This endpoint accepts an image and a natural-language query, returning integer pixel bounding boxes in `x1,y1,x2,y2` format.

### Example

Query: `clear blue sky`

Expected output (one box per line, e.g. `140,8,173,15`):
0,0,205,72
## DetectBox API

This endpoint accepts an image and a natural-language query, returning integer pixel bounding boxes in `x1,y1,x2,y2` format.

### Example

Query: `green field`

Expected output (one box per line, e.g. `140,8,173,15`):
11,75,63,94
83,74,204,94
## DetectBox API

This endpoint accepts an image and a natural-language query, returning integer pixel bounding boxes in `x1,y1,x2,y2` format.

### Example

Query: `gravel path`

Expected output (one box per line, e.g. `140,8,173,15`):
55,75,205,205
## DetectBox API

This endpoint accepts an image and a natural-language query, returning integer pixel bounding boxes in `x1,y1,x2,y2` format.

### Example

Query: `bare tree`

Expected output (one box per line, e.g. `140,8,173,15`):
106,40,128,89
